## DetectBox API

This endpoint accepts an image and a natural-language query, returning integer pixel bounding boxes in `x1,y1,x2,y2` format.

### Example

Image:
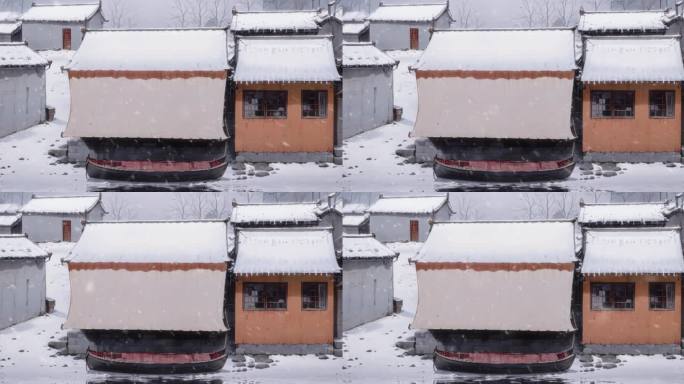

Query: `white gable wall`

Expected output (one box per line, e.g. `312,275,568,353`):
0,67,46,138
0,259,46,330
343,258,394,330
342,66,394,139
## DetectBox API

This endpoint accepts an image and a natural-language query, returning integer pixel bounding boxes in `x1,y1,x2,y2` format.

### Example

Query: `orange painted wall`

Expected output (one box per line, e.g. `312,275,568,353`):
235,83,335,153
582,83,681,153
235,275,335,345
582,275,681,345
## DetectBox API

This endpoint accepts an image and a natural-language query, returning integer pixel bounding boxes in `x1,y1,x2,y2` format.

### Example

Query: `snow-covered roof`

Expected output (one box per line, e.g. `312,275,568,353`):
230,10,321,33
578,203,668,225
367,2,448,22
413,29,577,72
0,204,19,214
342,203,368,214
368,195,448,215
20,195,100,215
67,221,230,264
20,4,100,23
0,43,49,68
234,36,340,83
234,228,340,275
0,235,49,259
578,10,668,33
582,228,684,275
342,21,369,35
230,203,321,225
343,234,397,259
0,21,21,35
67,29,230,72
581,36,684,83
0,11,19,22
415,221,577,264
343,42,397,68
0,214,21,227
340,10,368,22
343,213,369,227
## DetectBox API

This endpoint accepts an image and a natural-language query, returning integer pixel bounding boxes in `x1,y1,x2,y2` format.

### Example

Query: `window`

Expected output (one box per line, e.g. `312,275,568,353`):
243,283,287,310
649,91,675,118
591,91,635,118
591,283,635,310
243,90,288,118
302,90,327,118
302,282,327,310
650,282,675,310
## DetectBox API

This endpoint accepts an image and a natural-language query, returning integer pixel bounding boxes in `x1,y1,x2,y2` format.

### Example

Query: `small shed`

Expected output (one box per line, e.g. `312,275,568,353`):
64,221,231,373
342,42,397,139
342,21,370,42
581,36,684,163
412,221,577,372
233,227,341,355
0,214,22,235
0,12,22,42
63,29,231,181
367,195,451,243
341,202,370,235
19,2,105,50
412,29,577,180
20,195,105,243
233,35,341,163
342,234,397,330
0,42,48,139
367,2,452,50
0,234,50,330
578,9,674,36
578,202,670,228
581,227,684,354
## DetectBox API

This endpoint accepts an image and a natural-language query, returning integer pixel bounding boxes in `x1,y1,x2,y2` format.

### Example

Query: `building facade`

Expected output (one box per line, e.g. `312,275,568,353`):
367,2,452,51
20,195,105,243
368,195,451,243
19,3,105,51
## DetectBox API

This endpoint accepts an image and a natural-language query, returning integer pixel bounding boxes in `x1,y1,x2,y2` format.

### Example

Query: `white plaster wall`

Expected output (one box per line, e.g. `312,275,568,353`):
370,21,432,51
65,268,228,332
413,76,575,140
0,259,46,330
22,21,85,51
22,214,84,243
412,268,575,331
370,213,432,243
0,67,46,138
65,76,228,140
342,66,394,139
343,258,394,330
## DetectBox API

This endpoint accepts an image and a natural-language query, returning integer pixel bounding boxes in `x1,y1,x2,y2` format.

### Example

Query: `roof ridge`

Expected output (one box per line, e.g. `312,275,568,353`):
238,226,333,232
89,27,227,33
433,219,575,224
89,219,227,224
581,9,667,14
585,226,681,232
378,2,447,7
434,27,575,33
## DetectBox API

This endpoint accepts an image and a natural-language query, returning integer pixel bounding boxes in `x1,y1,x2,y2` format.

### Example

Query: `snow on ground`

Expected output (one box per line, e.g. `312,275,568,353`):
341,50,684,193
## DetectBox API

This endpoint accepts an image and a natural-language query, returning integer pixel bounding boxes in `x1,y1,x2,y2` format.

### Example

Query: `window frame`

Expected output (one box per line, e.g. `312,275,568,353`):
649,90,676,119
242,90,288,119
301,282,328,311
649,282,676,311
301,90,328,119
242,282,288,311
590,282,636,311
590,90,636,119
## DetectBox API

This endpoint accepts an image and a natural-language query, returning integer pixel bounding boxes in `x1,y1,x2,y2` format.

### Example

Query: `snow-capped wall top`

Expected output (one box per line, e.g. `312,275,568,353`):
415,221,576,264
578,203,668,225
67,221,230,264
367,2,448,22
578,10,668,33
0,214,22,227
20,195,100,215
581,36,684,83
67,29,230,72
0,11,19,21
0,204,20,214
582,228,684,275
342,21,369,35
342,213,369,227
343,42,397,68
0,21,21,35
368,195,447,215
0,43,49,68
230,203,321,225
0,235,49,259
234,228,340,275
343,234,397,259
20,4,100,22
413,29,577,72
234,36,340,83
230,10,321,33
342,203,368,214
